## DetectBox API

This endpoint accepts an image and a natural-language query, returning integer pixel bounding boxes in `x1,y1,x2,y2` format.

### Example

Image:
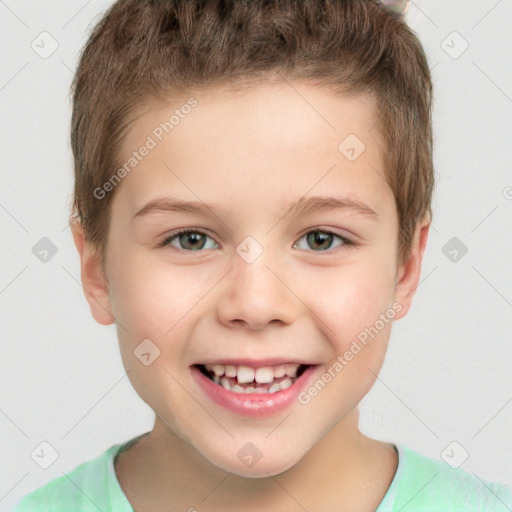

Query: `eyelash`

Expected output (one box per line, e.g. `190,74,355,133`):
158,229,355,253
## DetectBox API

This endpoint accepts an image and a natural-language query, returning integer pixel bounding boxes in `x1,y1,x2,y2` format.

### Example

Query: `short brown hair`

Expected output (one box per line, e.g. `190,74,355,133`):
70,0,434,267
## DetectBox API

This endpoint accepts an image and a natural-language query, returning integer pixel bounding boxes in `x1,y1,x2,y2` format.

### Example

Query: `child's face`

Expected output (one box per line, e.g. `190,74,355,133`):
77,82,427,477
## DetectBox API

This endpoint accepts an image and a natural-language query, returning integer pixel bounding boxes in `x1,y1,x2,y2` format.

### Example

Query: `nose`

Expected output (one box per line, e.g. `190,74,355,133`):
216,250,300,331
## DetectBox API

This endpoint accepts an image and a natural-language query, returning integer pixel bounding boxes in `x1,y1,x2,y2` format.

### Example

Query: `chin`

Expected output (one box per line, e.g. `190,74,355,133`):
204,442,305,479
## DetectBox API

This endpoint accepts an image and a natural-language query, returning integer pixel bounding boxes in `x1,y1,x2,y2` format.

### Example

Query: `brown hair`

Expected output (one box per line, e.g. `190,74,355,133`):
70,0,433,267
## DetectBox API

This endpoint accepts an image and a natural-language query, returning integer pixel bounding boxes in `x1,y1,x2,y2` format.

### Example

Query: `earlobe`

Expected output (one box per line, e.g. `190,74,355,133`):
393,220,430,320
70,218,115,326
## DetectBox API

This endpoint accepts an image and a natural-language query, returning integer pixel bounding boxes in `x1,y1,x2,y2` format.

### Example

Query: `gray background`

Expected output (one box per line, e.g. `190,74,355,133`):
1,0,511,508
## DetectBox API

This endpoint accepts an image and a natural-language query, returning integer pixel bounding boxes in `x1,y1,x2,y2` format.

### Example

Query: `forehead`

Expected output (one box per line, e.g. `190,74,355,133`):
113,82,392,221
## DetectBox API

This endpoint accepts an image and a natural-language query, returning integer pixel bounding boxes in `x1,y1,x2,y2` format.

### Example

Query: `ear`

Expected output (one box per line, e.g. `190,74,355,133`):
70,218,115,325
393,219,430,320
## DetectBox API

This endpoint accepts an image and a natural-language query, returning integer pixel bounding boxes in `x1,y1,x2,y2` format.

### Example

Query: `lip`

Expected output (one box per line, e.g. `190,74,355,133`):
190,364,319,418
192,358,314,367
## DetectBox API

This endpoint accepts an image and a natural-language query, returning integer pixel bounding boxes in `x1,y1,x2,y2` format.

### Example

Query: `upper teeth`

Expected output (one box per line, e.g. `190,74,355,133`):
205,363,301,384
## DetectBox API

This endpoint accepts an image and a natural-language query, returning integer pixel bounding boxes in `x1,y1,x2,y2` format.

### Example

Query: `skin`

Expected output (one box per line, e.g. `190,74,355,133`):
71,82,429,511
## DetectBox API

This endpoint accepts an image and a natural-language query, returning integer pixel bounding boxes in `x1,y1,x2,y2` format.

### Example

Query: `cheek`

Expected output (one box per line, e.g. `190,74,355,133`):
309,255,397,338
106,253,210,417
107,251,217,338
301,254,397,390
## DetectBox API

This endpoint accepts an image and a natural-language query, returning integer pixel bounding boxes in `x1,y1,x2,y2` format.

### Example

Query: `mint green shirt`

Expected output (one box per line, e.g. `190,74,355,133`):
11,434,512,511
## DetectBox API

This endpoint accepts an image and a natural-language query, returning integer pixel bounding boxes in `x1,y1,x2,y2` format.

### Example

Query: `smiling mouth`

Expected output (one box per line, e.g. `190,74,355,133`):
194,363,310,394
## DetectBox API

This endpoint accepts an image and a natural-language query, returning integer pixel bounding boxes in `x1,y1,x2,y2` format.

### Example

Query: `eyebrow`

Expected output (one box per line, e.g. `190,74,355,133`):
132,195,377,221
284,195,377,220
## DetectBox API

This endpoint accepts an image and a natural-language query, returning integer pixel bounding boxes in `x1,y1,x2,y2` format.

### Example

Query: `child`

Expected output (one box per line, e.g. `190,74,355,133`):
12,0,512,510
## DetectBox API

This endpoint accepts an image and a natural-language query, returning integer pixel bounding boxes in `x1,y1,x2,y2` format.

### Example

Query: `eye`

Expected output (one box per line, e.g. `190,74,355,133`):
293,230,352,252
160,230,219,251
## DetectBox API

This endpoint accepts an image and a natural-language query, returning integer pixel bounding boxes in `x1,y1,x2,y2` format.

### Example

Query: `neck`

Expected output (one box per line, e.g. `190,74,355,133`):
116,408,397,511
